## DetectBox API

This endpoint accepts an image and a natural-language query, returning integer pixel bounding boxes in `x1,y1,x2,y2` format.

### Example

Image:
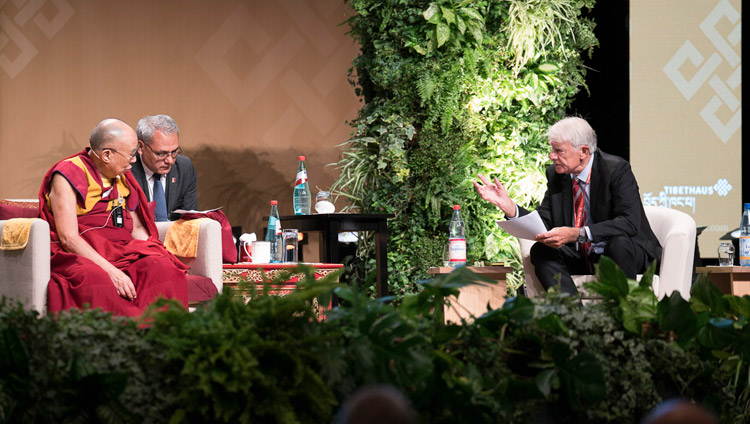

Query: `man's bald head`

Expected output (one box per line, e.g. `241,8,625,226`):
89,118,136,151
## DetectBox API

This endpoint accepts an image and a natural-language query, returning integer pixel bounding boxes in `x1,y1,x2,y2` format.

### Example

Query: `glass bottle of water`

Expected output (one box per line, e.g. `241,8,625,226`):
265,200,282,262
449,205,466,267
740,203,750,266
293,155,311,215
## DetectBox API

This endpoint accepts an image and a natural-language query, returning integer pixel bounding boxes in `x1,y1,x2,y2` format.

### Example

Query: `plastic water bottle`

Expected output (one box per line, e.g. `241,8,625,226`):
265,200,282,262
449,205,466,267
293,155,311,215
740,203,750,266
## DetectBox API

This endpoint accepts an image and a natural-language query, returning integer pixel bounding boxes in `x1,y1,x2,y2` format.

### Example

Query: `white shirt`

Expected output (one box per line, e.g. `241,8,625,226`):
141,156,166,201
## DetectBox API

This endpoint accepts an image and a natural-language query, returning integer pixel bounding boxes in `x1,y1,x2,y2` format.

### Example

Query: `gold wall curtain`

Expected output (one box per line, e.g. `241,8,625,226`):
0,0,361,236
630,0,742,256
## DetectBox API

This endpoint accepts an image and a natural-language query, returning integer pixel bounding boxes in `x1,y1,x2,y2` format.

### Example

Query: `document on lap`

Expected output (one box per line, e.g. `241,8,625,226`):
172,207,223,214
496,210,547,240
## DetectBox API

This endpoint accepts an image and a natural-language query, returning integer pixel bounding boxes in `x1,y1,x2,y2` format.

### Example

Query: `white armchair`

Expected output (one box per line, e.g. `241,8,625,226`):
0,219,51,314
0,217,223,315
519,206,696,300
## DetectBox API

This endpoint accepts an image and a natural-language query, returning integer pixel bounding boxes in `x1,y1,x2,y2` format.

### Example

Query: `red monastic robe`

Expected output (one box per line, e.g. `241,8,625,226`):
39,149,188,316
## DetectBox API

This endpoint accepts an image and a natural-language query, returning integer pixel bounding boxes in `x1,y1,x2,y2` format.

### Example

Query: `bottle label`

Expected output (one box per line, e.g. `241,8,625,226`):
741,236,750,261
449,238,466,263
295,170,307,186
275,219,282,236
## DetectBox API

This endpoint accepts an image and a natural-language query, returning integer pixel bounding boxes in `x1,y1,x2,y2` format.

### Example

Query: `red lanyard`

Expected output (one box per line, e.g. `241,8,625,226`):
574,171,591,228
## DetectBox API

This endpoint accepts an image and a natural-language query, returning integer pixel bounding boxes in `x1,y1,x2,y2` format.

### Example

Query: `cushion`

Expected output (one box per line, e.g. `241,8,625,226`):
0,199,39,220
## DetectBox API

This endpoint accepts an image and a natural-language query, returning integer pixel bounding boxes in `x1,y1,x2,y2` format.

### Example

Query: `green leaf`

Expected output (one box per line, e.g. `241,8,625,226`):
422,3,440,22
725,295,750,319
691,278,727,316
455,14,466,34
697,318,736,349
459,7,484,23
440,6,456,25
536,313,568,336
502,296,535,326
467,23,482,44
537,62,560,74
584,256,629,301
657,291,699,343
436,23,450,47
558,351,606,410
535,369,557,397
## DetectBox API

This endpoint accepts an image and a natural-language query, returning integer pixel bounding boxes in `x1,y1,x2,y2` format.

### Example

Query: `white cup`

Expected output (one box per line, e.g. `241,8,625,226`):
250,241,271,263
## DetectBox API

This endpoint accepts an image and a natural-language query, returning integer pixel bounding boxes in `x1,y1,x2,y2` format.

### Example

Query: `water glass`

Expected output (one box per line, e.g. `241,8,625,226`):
282,229,299,263
718,242,734,266
315,191,335,213
442,244,450,267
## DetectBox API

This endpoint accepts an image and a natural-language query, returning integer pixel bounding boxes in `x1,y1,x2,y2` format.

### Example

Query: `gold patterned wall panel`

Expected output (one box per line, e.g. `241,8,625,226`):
0,0,361,239
630,0,741,257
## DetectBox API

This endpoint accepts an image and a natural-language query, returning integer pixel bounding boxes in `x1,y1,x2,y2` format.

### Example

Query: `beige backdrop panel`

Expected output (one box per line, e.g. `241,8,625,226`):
631,0,741,258
0,0,360,254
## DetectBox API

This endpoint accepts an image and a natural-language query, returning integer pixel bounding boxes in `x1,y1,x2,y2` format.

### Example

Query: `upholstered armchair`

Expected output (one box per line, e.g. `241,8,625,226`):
1,200,223,314
519,206,696,300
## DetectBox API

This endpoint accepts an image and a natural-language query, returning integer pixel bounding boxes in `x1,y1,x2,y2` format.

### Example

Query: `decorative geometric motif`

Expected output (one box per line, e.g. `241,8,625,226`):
194,2,355,145
714,178,732,197
663,0,741,143
0,0,74,78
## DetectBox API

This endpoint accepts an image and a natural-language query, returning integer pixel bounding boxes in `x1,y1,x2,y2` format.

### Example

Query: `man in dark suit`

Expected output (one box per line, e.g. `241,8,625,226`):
130,115,198,221
474,117,661,296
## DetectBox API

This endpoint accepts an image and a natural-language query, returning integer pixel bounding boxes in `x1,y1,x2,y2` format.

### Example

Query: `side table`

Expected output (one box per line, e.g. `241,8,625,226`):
695,266,750,296
223,262,343,299
428,266,511,323
278,213,395,298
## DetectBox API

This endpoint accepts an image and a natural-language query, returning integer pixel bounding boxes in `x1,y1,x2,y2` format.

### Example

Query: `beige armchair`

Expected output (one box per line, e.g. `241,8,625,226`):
0,216,223,315
519,206,696,300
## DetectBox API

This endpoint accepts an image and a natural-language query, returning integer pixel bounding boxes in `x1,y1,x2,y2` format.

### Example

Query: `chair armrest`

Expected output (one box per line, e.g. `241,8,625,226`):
655,215,696,300
156,220,223,294
518,238,545,297
0,219,50,314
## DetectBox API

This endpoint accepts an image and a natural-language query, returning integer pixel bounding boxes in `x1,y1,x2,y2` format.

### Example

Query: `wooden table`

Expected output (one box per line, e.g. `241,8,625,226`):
278,213,395,298
695,266,750,296
428,266,512,323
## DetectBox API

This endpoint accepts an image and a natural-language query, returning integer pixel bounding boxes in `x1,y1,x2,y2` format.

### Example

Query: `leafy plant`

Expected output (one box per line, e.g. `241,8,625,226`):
0,262,749,422
334,0,598,296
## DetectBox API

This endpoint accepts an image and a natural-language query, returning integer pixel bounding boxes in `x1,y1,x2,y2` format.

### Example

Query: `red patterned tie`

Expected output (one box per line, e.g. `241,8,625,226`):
572,178,591,263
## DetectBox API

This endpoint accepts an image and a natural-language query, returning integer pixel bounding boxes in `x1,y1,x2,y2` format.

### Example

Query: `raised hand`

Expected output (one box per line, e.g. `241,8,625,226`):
473,173,517,217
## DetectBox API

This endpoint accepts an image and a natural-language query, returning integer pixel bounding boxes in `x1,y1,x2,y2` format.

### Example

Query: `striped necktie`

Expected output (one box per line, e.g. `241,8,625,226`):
572,178,591,262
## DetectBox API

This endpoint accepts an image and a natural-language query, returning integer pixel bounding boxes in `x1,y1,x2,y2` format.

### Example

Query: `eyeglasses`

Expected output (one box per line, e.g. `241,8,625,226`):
142,142,182,160
103,148,138,160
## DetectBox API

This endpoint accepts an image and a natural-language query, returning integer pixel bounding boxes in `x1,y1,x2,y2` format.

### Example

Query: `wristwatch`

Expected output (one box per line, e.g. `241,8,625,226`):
577,227,587,244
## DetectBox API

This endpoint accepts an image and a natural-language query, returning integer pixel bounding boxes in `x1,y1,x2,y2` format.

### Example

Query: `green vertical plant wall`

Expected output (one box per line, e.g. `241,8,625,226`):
332,0,598,295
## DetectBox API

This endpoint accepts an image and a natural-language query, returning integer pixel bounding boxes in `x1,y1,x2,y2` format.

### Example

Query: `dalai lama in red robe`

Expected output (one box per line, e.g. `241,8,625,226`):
39,118,188,316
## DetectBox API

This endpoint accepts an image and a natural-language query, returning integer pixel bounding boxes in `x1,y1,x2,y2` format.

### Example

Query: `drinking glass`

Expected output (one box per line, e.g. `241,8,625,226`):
442,244,450,267
718,242,734,266
282,229,299,263
315,191,335,213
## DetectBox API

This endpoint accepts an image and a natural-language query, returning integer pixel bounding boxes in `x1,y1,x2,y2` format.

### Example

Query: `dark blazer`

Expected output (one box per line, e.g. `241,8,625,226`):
519,150,662,262
130,155,198,221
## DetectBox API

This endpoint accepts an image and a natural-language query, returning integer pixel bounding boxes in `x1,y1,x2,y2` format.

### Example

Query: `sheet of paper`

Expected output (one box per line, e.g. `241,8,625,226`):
496,210,547,240
172,206,223,214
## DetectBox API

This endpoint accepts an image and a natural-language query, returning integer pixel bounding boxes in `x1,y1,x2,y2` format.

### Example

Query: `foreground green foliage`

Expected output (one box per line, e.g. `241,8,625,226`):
0,263,748,423
333,0,598,295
